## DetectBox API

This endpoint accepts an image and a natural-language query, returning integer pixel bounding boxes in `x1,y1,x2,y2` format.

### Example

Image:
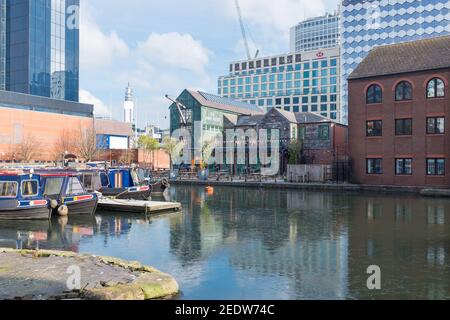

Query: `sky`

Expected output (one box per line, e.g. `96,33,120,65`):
79,0,340,129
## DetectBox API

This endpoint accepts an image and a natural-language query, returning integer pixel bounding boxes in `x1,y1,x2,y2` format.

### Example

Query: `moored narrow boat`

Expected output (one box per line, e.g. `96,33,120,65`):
39,173,98,216
0,171,52,220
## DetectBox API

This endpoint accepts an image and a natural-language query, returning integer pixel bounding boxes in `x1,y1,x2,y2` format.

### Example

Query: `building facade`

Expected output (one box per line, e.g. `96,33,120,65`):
218,47,341,121
0,0,5,90
170,89,264,163
348,36,450,188
290,12,340,53
0,0,79,102
341,0,450,124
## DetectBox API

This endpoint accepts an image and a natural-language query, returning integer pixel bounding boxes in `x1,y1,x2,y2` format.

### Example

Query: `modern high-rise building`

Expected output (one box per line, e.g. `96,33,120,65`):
0,0,6,90
218,47,341,121
0,0,79,102
290,12,340,53
123,83,134,124
341,0,450,124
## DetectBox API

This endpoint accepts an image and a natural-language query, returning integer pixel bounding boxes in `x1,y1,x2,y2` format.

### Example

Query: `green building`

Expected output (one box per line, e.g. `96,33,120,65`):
169,89,263,166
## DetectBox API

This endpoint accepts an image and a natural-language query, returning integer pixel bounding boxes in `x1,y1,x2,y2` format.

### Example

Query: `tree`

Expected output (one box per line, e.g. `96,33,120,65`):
74,127,98,162
200,139,213,170
51,129,75,163
16,134,40,163
161,136,180,171
288,139,302,165
138,135,160,169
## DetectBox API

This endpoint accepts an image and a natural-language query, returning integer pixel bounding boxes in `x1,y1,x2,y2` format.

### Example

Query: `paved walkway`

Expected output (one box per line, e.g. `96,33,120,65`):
171,179,450,197
0,248,179,300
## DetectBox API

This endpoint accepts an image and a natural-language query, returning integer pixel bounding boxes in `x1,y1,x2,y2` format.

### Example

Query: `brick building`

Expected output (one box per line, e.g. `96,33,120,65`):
226,108,348,174
348,36,450,188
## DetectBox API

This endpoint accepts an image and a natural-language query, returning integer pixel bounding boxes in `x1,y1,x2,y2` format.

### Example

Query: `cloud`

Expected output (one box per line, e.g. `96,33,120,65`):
80,4,130,68
137,32,212,74
79,89,111,117
225,0,327,35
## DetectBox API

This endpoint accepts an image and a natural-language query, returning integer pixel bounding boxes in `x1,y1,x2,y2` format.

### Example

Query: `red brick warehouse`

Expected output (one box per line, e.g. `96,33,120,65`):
348,35,450,188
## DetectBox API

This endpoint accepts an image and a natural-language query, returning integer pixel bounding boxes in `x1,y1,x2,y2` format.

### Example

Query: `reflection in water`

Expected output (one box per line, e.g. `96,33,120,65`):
0,186,449,300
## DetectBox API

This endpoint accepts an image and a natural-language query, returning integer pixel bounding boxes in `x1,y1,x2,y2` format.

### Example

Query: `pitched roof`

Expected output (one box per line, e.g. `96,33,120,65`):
186,90,264,115
223,114,238,125
348,35,450,80
275,108,298,123
294,112,331,124
236,114,265,127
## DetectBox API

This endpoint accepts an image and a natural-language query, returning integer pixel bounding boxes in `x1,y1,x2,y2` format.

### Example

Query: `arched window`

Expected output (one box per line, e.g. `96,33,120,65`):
427,78,445,98
395,81,412,101
366,84,382,104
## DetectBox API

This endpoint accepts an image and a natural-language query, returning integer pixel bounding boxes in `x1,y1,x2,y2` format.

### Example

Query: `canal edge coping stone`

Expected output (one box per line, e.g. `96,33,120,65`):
0,248,179,300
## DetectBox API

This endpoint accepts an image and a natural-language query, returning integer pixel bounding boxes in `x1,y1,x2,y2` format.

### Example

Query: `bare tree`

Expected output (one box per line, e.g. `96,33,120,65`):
16,134,40,163
74,127,98,162
51,129,75,163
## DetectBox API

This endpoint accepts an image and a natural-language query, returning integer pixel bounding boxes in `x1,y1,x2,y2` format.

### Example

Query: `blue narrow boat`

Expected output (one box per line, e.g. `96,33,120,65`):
79,167,169,200
0,171,52,220
39,172,98,216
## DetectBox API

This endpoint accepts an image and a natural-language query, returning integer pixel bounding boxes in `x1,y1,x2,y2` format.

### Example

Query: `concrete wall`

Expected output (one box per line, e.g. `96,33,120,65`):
0,107,93,162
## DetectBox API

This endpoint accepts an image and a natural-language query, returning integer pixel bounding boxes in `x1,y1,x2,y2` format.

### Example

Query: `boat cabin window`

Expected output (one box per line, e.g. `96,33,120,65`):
21,180,39,197
81,174,101,191
66,177,85,195
100,172,110,187
43,177,65,197
137,168,147,182
0,181,18,198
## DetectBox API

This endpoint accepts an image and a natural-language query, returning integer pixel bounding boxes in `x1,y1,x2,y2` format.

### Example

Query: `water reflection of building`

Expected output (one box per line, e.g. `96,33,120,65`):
348,196,450,300
170,186,349,298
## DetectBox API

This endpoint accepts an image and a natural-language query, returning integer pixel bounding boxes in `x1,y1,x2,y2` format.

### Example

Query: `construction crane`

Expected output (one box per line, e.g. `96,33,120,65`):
235,0,259,59
165,94,189,129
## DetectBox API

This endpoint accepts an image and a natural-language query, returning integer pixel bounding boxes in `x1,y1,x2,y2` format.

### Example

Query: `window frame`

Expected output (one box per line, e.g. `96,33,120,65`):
366,84,382,104
427,158,446,176
20,179,40,198
0,181,19,199
65,177,86,196
395,118,413,136
426,117,445,135
395,158,413,176
395,81,413,101
427,78,445,99
367,158,383,175
366,120,383,137
318,125,330,140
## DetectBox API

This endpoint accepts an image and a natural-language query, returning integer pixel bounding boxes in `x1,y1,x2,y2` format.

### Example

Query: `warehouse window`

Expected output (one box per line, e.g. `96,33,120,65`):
427,78,445,98
366,84,382,104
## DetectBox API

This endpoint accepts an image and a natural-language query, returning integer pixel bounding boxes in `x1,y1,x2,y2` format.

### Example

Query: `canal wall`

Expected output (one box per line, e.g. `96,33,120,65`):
0,248,179,300
170,179,450,198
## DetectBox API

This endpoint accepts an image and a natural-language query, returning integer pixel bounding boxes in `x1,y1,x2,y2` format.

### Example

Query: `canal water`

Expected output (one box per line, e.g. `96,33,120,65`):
0,186,449,300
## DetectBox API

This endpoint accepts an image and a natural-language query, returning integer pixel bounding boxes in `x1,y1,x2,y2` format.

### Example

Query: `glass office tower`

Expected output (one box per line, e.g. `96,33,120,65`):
341,0,450,124
0,0,5,90
218,47,341,120
3,0,79,102
290,12,340,52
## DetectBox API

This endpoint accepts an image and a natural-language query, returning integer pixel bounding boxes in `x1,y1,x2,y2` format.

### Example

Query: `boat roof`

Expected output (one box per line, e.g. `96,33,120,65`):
39,173,78,177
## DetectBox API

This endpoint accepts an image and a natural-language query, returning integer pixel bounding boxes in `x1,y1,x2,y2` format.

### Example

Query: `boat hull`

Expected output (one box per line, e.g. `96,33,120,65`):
53,198,99,216
0,206,52,221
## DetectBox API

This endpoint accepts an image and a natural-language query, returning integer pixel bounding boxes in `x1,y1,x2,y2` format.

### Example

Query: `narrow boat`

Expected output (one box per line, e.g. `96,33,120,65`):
0,171,52,220
39,173,98,216
78,167,169,200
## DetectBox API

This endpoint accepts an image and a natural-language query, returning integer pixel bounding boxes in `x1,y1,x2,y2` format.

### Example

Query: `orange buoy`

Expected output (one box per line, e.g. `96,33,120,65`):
205,186,214,195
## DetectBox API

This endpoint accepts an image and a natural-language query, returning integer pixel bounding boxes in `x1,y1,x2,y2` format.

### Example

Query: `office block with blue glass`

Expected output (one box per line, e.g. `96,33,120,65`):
341,0,450,124
218,47,341,121
1,0,79,102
